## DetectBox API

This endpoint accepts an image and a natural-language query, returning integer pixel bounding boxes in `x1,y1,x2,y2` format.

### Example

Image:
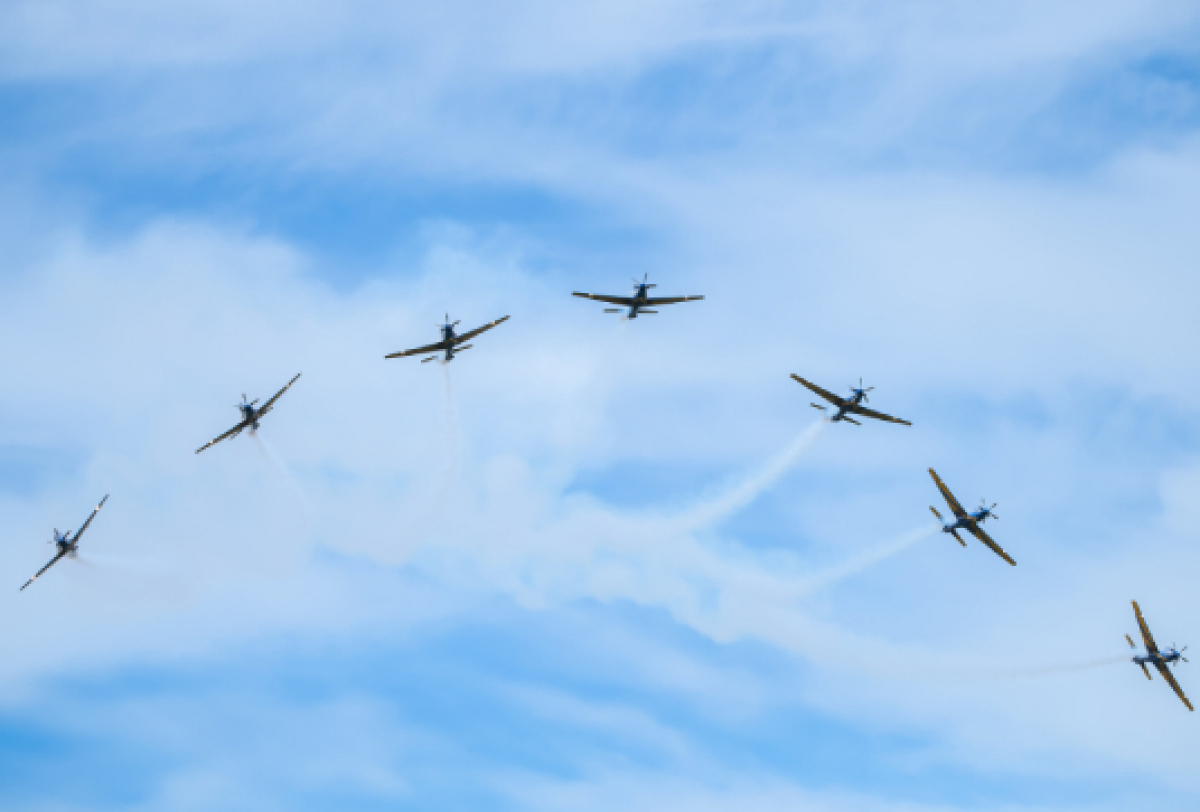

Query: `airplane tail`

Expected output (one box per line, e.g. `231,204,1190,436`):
1126,634,1137,649
810,403,827,412
1139,662,1153,680
456,344,473,352
929,506,943,522
421,356,438,364
639,310,659,314
843,416,861,426
604,308,623,313
949,528,967,547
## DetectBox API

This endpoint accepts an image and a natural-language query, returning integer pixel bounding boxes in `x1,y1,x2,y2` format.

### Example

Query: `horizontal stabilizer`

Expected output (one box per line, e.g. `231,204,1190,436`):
420,356,438,364
949,529,967,547
1140,662,1153,680
604,308,623,313
640,310,658,314
456,344,473,352
843,416,861,425
1126,634,1137,649
929,505,943,521
810,403,826,411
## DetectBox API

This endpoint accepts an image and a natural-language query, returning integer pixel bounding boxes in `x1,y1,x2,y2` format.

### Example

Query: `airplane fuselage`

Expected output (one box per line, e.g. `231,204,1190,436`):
441,325,458,361
239,404,261,431
942,510,991,533
625,284,650,318
1135,650,1183,666
829,390,867,422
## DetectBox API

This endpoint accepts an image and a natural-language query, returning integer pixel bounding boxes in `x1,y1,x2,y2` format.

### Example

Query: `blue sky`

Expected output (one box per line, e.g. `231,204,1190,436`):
2,2,1200,809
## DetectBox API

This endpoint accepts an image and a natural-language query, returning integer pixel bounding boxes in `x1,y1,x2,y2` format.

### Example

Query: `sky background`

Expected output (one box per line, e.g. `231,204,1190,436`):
1,1,1200,809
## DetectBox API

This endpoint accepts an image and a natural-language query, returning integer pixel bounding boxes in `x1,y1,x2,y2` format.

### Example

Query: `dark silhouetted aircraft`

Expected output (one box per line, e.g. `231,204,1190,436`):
928,468,1015,566
385,314,509,364
21,495,109,591
573,275,703,319
791,375,911,426
1128,599,1191,711
196,373,301,454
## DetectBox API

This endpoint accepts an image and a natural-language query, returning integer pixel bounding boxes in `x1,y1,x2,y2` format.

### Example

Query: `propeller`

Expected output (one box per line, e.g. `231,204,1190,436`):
980,500,999,520
441,313,461,328
850,378,874,402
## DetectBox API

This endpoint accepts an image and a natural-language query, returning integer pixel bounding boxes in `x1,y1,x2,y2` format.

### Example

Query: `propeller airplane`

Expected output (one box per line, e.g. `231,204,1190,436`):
1128,599,1192,711
20,495,109,591
572,274,704,319
195,373,302,454
791,375,911,426
928,468,1015,566
385,314,510,364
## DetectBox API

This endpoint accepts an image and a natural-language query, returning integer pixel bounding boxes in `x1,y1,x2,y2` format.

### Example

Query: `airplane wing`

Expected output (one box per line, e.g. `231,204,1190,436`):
455,315,511,343
846,403,912,426
644,295,705,305
965,522,1017,566
790,375,846,407
1154,662,1194,711
573,293,637,306
927,468,969,519
1132,600,1160,654
20,549,67,591
385,340,450,359
195,422,246,454
72,495,109,544
258,373,302,415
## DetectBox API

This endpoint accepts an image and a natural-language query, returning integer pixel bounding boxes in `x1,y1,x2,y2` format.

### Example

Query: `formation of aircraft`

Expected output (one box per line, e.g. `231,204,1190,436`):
14,280,1193,714
791,375,911,426
385,314,510,364
1128,600,1192,711
195,373,302,454
927,468,1015,566
572,274,704,319
21,495,109,591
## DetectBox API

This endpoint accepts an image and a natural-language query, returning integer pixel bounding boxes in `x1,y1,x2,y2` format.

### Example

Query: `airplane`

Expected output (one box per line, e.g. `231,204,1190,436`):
572,274,704,318
21,495,109,591
927,468,1016,566
1127,599,1192,711
790,375,911,426
385,314,510,364
195,373,302,454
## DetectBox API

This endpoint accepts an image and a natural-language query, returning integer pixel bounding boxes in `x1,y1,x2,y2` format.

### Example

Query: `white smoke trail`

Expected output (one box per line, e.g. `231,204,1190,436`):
888,653,1134,684
400,365,465,545
251,433,306,501
966,654,1132,679
798,523,940,595
673,420,826,533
